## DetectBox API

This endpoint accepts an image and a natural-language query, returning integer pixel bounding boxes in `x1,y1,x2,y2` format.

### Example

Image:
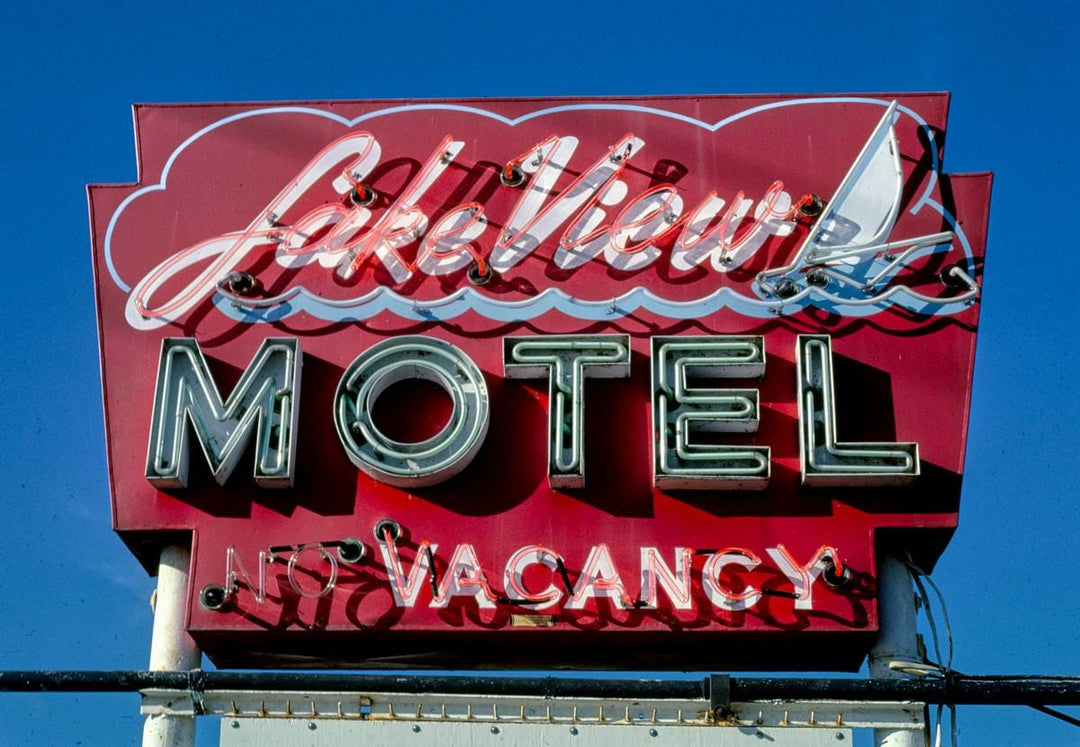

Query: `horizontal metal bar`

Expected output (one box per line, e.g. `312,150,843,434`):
0,672,704,700
141,688,925,731
4,671,1080,706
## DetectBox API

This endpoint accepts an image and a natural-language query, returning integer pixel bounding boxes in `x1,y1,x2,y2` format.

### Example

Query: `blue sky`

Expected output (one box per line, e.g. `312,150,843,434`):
1,1,1078,744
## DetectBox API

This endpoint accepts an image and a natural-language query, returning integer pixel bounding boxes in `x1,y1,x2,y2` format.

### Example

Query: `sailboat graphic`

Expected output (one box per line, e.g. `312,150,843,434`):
757,101,979,311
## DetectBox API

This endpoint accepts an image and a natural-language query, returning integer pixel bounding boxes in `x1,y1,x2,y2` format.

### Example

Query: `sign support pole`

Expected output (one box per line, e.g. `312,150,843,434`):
142,544,200,747
868,554,923,747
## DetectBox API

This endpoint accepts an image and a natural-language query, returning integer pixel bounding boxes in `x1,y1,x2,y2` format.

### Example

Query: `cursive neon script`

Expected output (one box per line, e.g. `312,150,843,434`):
125,131,797,329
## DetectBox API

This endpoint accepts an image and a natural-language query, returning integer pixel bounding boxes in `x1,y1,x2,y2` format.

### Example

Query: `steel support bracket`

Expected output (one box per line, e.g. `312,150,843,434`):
709,674,731,719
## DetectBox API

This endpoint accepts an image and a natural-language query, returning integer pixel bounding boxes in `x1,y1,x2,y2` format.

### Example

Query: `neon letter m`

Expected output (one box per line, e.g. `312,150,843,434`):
145,338,302,488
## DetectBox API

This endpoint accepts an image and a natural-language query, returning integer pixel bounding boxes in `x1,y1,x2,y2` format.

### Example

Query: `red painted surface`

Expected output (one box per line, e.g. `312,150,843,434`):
88,94,991,670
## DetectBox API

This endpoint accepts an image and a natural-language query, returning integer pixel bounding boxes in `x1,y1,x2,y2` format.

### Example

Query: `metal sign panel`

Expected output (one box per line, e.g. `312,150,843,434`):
219,719,855,746
88,94,991,670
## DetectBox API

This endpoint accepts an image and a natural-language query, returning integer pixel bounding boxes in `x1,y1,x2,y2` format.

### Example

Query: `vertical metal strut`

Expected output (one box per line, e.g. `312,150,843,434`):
869,554,923,747
143,544,201,747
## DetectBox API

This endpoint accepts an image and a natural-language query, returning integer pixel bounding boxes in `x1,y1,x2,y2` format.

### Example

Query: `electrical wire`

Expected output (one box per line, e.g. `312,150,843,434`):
1029,704,1080,729
904,556,958,747
897,559,1080,742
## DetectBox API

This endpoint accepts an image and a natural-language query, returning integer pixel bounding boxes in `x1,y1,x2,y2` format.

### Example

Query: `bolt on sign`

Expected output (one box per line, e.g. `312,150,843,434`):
88,95,991,671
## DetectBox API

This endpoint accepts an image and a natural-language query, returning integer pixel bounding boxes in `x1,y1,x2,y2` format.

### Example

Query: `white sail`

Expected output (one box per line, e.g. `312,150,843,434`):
810,101,904,259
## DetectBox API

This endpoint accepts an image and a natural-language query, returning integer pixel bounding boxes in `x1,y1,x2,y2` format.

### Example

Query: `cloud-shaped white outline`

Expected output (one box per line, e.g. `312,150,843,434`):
103,98,976,321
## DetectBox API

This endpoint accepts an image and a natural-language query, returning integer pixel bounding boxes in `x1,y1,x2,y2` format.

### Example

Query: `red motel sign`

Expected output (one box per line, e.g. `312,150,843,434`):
89,94,991,670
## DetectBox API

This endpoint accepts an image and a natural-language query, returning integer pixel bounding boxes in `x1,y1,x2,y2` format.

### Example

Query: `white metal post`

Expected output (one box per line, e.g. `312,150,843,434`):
143,544,201,747
868,554,923,747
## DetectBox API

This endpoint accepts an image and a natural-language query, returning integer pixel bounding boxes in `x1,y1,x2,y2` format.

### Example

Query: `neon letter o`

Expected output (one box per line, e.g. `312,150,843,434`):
334,337,490,487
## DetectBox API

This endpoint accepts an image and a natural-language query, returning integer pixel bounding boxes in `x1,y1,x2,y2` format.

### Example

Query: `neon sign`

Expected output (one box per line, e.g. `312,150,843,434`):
90,94,991,671
148,334,918,490
118,102,978,330
206,535,849,618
